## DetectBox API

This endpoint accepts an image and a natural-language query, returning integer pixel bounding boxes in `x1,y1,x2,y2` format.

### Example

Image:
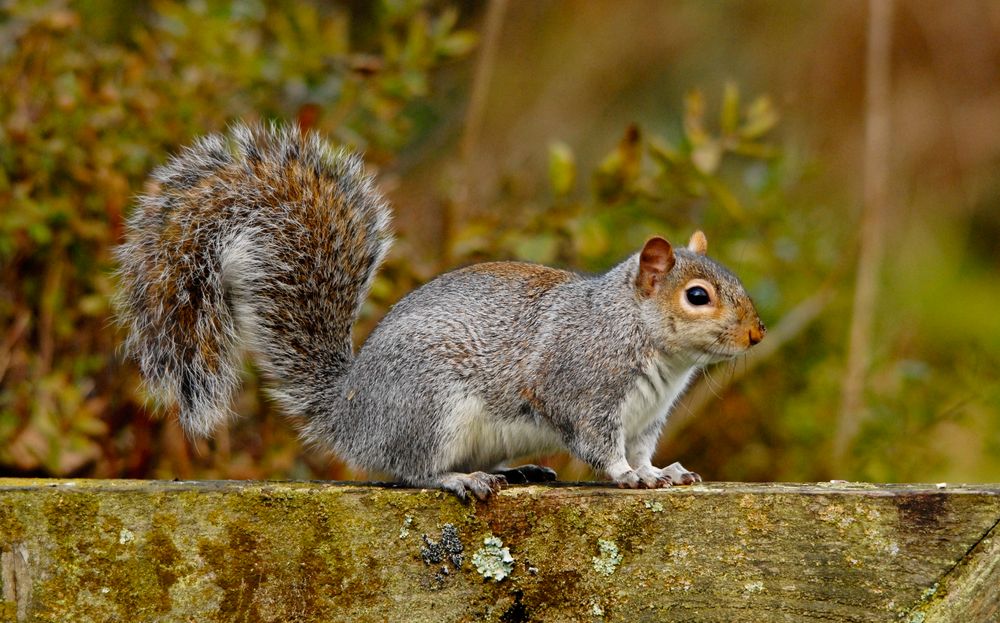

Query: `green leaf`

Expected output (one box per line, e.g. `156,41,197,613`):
450,222,494,258
648,137,681,166
721,81,740,135
78,295,106,317
741,95,779,139
511,233,559,264
436,31,478,58
548,141,576,197
403,11,430,65
683,89,707,145
572,216,610,261
28,221,53,245
400,68,428,97
691,139,722,175
380,0,423,22
592,124,642,202
431,6,459,38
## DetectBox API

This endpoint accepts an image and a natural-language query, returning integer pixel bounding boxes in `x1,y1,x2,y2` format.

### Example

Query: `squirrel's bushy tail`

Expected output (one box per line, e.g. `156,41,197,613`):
114,123,392,437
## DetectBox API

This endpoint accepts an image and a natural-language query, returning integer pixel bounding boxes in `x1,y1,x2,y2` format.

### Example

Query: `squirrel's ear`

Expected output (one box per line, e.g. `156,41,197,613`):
637,237,675,297
687,230,708,255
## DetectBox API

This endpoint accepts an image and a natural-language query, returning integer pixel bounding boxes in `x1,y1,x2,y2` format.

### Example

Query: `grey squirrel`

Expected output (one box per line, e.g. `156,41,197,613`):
115,123,765,500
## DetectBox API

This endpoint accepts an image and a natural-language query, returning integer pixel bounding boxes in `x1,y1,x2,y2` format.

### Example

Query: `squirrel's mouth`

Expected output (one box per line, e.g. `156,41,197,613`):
700,338,753,362
698,346,742,363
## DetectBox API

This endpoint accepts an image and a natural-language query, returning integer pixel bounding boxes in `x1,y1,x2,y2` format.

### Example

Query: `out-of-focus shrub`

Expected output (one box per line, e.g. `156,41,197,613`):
0,0,476,478
3,1,996,484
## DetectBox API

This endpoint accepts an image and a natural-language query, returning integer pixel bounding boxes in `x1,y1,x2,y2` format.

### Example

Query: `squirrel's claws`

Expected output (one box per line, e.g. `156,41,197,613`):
433,471,506,501
438,478,469,501
620,464,699,488
469,472,506,501
614,469,648,489
660,462,701,486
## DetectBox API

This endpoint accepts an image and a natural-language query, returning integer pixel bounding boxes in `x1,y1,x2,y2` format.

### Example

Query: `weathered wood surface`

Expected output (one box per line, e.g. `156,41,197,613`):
0,480,997,622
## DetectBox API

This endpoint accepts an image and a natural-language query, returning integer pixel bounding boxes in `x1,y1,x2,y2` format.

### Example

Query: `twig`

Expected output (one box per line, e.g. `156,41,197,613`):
460,0,507,169
834,0,894,464
443,0,508,263
0,311,30,384
36,254,65,377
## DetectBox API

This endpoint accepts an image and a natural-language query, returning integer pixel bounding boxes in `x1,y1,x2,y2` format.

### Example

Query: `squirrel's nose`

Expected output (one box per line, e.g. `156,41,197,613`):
748,321,765,346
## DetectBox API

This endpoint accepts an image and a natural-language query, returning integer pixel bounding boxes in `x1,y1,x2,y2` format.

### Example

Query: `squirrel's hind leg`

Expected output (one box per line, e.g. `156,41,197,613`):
490,464,557,484
415,466,555,500
418,472,507,501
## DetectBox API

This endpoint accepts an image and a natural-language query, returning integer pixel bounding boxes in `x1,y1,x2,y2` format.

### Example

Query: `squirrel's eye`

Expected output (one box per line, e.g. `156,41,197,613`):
685,286,711,306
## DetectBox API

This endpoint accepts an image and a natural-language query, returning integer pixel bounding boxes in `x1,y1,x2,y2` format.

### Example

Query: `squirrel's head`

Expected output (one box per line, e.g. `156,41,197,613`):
635,232,765,363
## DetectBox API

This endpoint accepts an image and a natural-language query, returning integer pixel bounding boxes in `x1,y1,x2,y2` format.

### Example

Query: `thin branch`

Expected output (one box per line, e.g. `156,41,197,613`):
0,311,30,384
442,0,508,264
834,0,894,465
460,0,508,170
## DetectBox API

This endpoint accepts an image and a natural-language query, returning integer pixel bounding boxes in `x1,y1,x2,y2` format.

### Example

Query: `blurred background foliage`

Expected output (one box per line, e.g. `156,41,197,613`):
1,0,998,483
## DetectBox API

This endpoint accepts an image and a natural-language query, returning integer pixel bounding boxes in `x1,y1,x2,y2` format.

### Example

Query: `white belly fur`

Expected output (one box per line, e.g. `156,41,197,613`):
618,356,696,439
438,394,564,472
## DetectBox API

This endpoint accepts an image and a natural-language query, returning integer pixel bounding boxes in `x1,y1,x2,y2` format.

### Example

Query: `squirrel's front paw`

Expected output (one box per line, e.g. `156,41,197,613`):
614,466,670,489
658,462,701,486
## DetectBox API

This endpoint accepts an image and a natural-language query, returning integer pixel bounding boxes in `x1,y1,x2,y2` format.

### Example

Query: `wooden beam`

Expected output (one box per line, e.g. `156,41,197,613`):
0,480,997,622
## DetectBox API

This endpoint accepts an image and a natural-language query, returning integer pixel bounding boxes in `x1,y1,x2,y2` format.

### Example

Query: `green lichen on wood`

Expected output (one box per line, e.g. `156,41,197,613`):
592,539,622,576
472,535,514,581
0,480,997,622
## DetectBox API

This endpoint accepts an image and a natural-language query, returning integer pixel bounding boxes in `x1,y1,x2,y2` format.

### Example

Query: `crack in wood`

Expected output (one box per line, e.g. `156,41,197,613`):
920,514,1000,622
1,543,31,622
